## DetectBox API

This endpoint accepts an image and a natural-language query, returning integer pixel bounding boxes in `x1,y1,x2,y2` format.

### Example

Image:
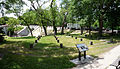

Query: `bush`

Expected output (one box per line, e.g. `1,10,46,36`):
0,35,4,42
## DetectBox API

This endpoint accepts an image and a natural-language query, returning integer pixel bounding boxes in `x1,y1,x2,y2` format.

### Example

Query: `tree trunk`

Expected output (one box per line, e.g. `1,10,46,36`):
61,14,67,34
42,25,47,36
61,24,64,34
51,0,57,35
89,26,91,37
52,14,57,35
99,14,103,37
87,26,89,33
81,27,83,35
53,23,57,35
40,14,47,36
18,16,33,37
27,25,33,37
111,23,114,36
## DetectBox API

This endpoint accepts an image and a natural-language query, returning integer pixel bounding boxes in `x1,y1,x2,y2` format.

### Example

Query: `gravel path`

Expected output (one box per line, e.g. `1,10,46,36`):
71,45,120,69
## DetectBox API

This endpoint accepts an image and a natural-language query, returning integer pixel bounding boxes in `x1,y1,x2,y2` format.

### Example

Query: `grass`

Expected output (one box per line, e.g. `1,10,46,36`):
0,32,120,69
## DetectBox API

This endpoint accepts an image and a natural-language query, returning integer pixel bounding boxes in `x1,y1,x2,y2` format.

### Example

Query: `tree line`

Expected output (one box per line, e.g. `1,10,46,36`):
0,0,120,37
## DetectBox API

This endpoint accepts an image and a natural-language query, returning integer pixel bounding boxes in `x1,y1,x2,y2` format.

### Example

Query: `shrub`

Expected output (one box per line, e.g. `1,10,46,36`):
0,28,4,42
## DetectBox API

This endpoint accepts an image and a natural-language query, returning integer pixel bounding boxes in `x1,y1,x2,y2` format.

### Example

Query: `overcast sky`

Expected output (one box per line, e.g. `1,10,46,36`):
0,0,61,18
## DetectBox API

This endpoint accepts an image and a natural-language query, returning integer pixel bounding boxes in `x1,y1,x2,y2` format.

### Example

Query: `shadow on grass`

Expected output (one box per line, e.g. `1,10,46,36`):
0,41,22,45
1,35,116,69
0,39,78,59
0,53,76,69
9,36,35,39
0,40,77,69
26,42,78,58
70,32,120,41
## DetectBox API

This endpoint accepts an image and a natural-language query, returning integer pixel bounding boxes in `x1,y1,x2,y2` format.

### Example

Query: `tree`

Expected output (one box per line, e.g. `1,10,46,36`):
73,0,118,37
73,0,94,35
0,17,9,25
5,0,35,37
0,0,10,17
60,0,69,34
50,0,58,35
105,0,120,35
78,17,87,35
28,0,53,36
6,17,19,36
20,10,38,37
94,0,117,37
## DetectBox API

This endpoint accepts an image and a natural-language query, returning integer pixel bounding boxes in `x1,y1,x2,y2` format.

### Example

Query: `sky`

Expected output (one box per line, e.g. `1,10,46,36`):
0,0,61,18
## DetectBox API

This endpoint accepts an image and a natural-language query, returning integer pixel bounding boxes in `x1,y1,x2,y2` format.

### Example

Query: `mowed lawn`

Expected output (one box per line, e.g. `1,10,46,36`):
0,34,120,69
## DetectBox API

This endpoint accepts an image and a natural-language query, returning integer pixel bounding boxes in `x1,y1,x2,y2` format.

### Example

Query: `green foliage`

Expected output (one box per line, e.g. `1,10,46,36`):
78,18,87,26
14,26,23,31
6,17,19,32
105,1,120,30
92,20,99,28
20,11,37,25
0,17,9,25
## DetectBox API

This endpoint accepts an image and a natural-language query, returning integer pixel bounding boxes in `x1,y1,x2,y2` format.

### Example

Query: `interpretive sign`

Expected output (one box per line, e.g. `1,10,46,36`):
76,44,88,52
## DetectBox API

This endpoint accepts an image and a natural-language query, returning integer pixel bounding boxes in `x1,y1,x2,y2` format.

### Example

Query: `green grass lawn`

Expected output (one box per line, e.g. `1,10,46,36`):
0,33,120,69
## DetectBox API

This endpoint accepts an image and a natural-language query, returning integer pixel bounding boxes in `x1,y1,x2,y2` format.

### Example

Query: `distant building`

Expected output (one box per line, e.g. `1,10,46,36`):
0,24,8,35
67,23,81,29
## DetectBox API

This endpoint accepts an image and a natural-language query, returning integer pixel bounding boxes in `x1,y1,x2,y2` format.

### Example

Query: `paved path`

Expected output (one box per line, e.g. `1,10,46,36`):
71,45,120,69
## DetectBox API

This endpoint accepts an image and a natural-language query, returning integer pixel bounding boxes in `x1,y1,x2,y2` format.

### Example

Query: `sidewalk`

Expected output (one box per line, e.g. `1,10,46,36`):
71,45,120,69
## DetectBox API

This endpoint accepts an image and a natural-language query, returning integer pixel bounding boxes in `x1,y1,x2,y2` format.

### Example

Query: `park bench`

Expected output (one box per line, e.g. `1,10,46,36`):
76,44,89,61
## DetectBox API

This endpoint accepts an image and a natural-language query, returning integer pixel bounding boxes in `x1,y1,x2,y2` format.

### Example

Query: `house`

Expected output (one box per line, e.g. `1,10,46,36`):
67,23,81,29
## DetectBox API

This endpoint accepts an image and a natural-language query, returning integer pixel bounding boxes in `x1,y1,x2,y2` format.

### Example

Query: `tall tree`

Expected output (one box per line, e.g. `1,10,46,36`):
50,0,57,35
105,0,120,35
6,17,19,36
5,0,35,37
60,0,69,34
28,0,52,36
20,10,38,36
73,0,118,37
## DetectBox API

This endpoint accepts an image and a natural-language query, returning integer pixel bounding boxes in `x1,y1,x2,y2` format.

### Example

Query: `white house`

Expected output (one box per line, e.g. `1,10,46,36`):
67,23,81,29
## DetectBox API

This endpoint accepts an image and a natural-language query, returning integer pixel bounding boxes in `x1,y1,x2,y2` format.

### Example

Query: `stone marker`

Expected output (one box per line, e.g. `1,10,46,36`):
80,38,83,41
85,34,87,37
35,40,38,43
55,38,58,40
90,41,93,45
71,36,73,38
37,37,40,40
57,40,59,43
60,43,63,48
30,44,33,48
